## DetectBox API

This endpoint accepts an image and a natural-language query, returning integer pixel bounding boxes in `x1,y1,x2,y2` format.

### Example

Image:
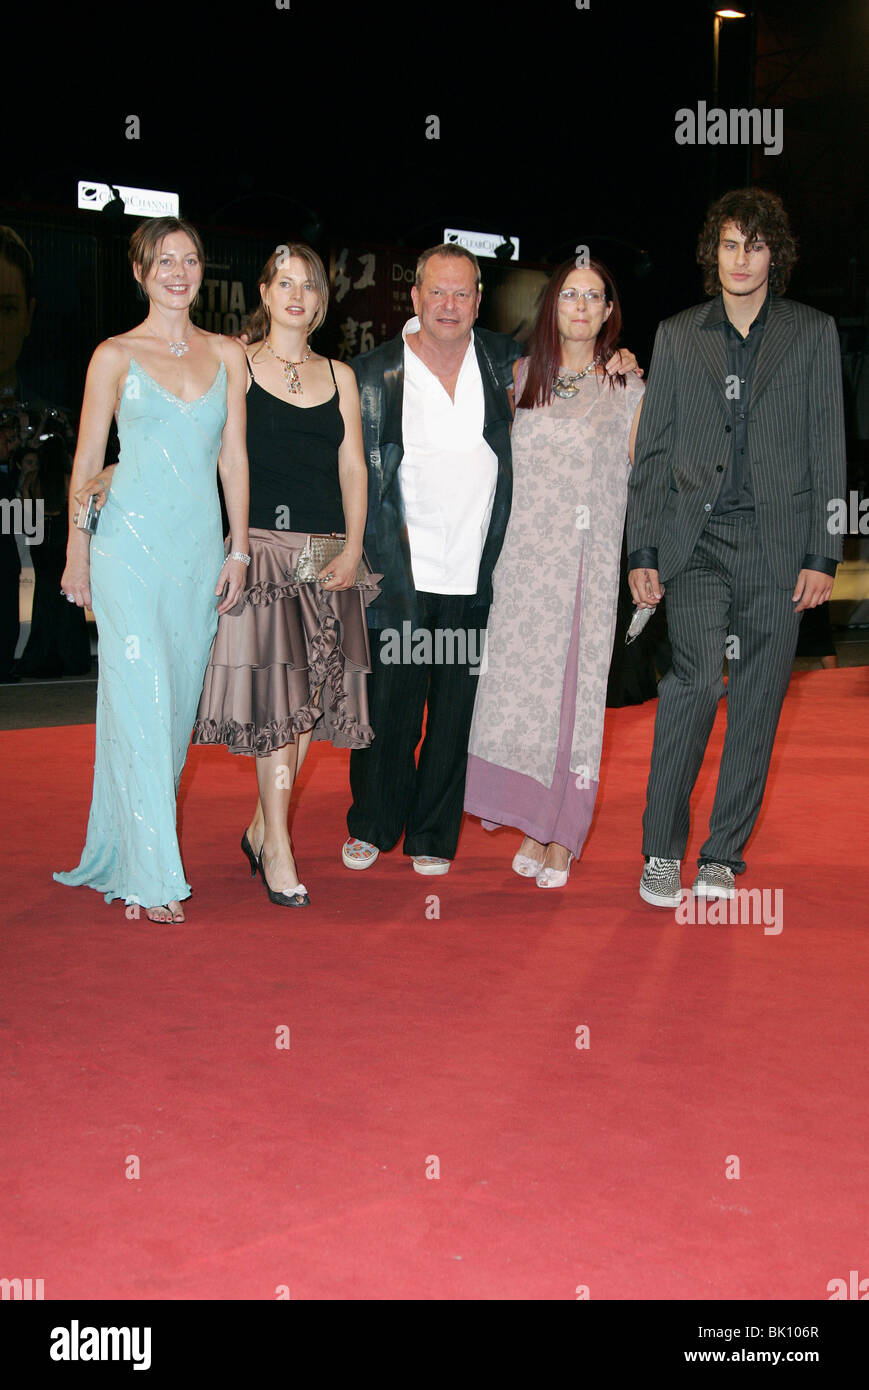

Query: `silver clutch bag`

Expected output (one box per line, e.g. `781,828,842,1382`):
74,494,100,534
293,533,372,585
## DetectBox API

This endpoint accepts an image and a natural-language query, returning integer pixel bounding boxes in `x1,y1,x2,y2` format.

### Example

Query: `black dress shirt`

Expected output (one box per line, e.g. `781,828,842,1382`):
708,291,769,514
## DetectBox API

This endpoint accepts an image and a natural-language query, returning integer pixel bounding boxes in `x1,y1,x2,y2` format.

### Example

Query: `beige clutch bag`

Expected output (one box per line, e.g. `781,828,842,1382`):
293,533,373,585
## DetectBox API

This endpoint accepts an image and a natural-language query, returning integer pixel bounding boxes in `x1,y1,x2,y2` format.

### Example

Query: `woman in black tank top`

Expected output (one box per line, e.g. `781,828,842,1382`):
194,244,378,907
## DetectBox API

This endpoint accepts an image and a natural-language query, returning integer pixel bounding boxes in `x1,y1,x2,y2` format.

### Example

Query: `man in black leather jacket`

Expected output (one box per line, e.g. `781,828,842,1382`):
342,243,521,876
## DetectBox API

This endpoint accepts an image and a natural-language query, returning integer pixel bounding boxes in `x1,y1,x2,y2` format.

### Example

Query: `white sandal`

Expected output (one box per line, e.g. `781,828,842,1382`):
512,851,544,877
512,836,546,878
536,853,574,889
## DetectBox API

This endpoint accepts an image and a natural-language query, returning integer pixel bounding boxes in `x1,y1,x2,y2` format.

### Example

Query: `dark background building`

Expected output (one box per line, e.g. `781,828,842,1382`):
2,0,865,418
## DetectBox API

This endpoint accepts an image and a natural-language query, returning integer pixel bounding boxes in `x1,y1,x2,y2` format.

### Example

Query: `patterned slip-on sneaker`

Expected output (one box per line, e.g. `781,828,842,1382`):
639,857,682,908
412,856,451,876
692,862,736,899
342,837,380,870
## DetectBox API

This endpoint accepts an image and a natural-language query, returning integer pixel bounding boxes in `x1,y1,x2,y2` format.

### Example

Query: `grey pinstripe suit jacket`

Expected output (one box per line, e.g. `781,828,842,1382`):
626,295,846,588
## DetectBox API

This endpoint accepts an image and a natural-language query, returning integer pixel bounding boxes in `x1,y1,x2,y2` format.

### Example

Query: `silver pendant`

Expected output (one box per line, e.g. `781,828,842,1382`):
553,359,598,398
168,339,189,357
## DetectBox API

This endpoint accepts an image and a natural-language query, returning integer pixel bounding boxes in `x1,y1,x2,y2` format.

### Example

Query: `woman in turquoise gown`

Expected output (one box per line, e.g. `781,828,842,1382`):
55,217,250,922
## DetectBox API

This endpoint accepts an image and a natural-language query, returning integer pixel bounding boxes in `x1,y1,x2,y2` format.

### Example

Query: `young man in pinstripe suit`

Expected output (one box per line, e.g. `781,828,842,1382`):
626,189,846,907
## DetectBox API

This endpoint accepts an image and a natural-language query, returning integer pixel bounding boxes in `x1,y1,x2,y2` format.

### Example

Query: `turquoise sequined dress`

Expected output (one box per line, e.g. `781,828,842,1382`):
55,357,227,906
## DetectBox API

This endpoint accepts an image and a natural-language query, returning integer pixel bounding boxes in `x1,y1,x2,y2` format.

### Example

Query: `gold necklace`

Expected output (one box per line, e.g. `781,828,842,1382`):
265,339,311,394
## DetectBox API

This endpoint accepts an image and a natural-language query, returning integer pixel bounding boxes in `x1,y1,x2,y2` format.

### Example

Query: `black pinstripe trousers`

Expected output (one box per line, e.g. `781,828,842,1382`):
347,592,489,859
642,514,801,873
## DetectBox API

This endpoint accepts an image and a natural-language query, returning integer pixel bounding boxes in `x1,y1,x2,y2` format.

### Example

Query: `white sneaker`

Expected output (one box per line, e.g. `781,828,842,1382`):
639,857,682,907
342,837,380,870
412,856,451,875
692,862,736,899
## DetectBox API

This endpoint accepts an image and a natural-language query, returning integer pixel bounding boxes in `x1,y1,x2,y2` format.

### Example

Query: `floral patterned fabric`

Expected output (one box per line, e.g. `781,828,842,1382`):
467,363,644,789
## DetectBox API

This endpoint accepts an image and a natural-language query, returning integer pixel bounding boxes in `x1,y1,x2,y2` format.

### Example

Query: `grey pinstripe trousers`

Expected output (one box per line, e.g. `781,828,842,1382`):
642,514,801,873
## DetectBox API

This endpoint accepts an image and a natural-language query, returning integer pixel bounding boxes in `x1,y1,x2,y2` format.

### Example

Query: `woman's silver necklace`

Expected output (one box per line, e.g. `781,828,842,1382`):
553,357,600,398
148,325,191,357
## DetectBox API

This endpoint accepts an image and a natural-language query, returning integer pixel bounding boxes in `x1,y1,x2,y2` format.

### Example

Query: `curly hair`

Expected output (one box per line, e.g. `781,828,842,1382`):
697,188,798,296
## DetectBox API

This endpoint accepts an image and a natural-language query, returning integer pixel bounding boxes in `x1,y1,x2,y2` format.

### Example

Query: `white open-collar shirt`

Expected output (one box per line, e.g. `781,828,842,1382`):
399,317,498,595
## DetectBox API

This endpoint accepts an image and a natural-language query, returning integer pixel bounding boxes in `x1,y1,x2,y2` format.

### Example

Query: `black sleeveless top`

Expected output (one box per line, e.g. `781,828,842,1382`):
245,355,346,533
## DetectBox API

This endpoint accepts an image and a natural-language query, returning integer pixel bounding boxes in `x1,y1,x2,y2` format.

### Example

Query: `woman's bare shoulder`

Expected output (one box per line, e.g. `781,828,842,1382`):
219,334,248,368
331,357,357,386
87,337,134,380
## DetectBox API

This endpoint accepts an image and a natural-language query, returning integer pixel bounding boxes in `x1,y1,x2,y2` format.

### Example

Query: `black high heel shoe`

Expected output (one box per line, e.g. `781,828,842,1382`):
241,831,260,878
258,850,310,908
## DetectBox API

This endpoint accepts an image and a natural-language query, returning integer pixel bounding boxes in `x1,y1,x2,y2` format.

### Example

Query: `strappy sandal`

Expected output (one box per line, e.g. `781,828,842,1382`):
146,904,185,923
512,836,545,878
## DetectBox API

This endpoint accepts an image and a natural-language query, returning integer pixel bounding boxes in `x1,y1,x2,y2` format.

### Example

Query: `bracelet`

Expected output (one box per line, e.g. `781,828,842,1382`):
229,550,251,567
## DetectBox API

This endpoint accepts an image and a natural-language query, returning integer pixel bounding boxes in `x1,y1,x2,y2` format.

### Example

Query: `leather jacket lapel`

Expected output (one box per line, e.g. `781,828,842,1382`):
379,342,405,498
475,332,513,438
474,331,514,603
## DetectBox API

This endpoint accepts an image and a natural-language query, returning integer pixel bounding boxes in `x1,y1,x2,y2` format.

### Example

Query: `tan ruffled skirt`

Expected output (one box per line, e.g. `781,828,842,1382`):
193,528,381,756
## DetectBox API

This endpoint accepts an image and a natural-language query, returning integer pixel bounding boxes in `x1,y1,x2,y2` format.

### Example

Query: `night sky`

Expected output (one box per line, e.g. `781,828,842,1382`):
4,0,867,359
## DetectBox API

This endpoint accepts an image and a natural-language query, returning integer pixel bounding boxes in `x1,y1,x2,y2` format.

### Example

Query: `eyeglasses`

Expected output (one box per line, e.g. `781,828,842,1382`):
558,288,607,304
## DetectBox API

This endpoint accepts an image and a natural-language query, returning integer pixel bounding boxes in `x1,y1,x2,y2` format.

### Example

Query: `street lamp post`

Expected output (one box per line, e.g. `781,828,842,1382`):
711,8,748,198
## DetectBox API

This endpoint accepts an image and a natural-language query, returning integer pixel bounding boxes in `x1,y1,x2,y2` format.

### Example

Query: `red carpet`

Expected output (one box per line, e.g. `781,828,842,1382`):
2,668,867,1300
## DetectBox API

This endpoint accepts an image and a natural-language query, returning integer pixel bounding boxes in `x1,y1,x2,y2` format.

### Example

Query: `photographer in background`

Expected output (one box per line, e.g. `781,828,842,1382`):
0,411,22,679
0,225,80,681
17,432,90,677
0,226,36,679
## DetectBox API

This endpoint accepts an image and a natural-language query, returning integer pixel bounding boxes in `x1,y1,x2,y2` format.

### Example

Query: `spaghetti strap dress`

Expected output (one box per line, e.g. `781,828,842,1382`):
55,355,227,905
193,355,379,756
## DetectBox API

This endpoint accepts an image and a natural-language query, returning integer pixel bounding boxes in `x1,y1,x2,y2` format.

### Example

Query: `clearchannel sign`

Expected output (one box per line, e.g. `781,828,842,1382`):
443,229,519,261
77,182,180,218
